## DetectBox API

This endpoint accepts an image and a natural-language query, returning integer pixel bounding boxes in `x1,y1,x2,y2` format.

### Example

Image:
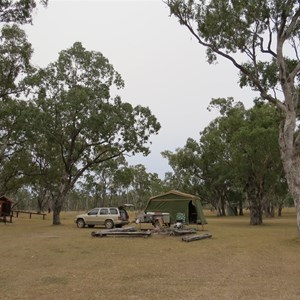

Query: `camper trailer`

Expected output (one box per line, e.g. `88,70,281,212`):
144,190,207,225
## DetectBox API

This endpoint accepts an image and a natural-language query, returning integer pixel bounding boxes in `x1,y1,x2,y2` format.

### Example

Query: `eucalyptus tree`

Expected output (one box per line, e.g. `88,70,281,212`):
162,138,204,196
124,164,154,209
0,24,34,99
29,42,160,224
162,98,286,224
0,0,47,24
148,172,166,196
83,156,131,207
0,25,36,196
205,100,285,223
199,101,245,216
228,101,284,224
112,164,135,203
165,0,300,234
0,1,48,200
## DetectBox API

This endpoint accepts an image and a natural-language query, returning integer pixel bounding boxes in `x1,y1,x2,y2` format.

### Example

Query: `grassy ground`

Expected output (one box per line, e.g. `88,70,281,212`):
0,209,299,300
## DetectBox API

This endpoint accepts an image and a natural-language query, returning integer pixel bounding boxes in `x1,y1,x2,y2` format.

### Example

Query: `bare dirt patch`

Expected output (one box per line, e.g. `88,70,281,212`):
0,210,299,300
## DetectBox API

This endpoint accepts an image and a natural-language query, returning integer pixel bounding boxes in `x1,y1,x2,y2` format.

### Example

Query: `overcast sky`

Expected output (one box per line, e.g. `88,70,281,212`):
24,0,256,178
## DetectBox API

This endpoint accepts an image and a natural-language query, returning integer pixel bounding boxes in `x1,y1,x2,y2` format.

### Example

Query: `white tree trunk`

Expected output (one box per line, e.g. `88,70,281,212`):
282,162,300,236
279,110,300,236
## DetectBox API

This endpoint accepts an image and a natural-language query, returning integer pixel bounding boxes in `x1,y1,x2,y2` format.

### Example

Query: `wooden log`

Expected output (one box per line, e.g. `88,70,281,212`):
91,231,104,237
91,226,136,236
91,230,151,238
106,231,151,237
172,228,197,236
104,226,137,232
182,233,212,242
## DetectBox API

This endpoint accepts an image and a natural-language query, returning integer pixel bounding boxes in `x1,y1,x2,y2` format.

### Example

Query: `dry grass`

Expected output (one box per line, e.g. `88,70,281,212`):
0,209,299,300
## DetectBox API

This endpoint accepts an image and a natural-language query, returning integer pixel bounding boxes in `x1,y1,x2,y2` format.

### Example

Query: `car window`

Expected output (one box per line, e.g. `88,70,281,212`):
109,208,118,215
100,208,109,215
88,208,99,215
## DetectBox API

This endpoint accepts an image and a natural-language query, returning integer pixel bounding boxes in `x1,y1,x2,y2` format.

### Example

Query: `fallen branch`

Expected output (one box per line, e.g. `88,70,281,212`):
172,228,197,236
91,230,151,238
182,233,212,242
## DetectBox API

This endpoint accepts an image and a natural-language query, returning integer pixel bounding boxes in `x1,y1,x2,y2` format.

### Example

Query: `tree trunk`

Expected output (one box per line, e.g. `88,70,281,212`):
264,202,275,218
217,197,226,216
270,205,275,218
279,110,300,236
278,204,283,217
249,201,263,225
52,193,65,225
247,185,263,225
52,202,62,225
221,199,226,216
217,204,226,216
281,164,300,236
238,199,244,216
52,179,70,225
246,179,264,225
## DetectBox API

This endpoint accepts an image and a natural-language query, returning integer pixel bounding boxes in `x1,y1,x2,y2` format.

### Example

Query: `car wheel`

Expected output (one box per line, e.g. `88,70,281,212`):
77,218,85,228
105,219,114,229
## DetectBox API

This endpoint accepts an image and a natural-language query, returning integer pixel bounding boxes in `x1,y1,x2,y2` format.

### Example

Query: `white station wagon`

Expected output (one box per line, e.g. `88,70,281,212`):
74,207,129,229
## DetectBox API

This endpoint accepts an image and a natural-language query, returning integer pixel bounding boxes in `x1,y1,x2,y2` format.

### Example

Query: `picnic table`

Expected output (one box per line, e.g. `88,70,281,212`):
12,210,47,220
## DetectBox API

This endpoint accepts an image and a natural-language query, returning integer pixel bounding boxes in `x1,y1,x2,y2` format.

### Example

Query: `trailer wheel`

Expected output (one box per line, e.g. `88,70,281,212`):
154,220,161,228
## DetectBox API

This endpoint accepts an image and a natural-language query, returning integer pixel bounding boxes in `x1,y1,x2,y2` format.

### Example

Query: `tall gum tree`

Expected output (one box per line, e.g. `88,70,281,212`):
0,24,37,196
29,42,161,225
0,1,48,199
165,0,300,235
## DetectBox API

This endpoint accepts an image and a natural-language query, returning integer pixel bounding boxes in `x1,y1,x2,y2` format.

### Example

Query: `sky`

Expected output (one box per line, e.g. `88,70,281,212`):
23,0,256,178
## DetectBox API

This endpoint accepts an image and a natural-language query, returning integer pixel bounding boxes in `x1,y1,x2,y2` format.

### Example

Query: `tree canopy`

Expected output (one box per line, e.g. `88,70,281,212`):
163,98,286,224
0,0,47,24
0,3,163,222
0,24,35,197
26,42,161,224
0,12,161,224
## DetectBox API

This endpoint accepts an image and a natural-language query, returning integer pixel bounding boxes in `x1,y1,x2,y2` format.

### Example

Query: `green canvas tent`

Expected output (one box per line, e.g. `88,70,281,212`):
144,190,207,225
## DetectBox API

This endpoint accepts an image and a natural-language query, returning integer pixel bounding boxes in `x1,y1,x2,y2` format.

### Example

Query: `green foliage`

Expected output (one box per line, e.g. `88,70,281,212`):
0,0,47,25
77,161,166,211
0,24,35,196
165,0,300,103
163,98,286,221
161,138,203,195
81,157,130,207
0,24,34,99
0,10,161,217
0,23,161,220
31,43,160,171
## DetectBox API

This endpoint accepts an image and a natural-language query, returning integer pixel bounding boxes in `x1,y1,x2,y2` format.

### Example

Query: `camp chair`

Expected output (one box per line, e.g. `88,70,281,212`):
174,212,185,229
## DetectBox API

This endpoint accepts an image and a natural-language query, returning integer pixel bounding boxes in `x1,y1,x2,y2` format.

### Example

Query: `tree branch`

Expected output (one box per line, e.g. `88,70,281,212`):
258,23,277,58
171,6,286,112
284,6,300,40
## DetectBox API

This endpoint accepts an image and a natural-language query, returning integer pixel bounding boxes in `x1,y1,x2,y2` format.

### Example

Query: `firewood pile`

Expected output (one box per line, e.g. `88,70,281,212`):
91,226,151,238
91,225,212,242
